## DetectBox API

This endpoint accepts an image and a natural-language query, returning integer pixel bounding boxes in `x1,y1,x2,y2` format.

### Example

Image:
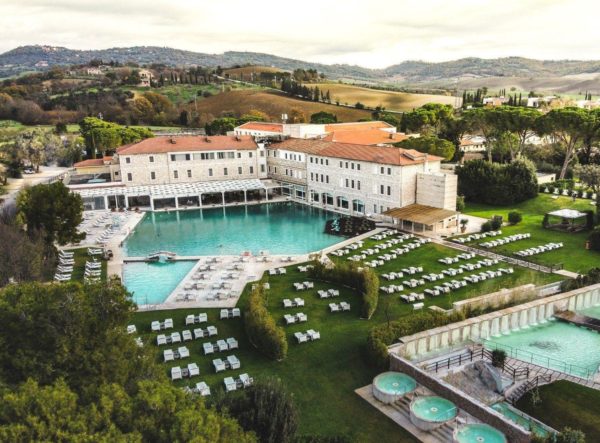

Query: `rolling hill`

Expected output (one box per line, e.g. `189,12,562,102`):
191,89,372,123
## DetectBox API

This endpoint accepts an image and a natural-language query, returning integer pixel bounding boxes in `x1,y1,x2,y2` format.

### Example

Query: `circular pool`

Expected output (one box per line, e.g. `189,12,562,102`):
454,423,507,443
372,372,417,403
409,396,458,431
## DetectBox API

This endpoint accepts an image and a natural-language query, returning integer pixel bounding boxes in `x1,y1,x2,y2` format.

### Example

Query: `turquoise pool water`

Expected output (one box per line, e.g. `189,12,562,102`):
124,202,343,257
580,304,600,319
410,396,458,422
373,372,417,395
123,261,196,305
491,402,551,438
454,423,506,443
484,321,600,378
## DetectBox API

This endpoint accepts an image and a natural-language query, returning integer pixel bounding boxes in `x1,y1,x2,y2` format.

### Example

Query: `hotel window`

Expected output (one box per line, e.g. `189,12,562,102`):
387,186,391,195
150,172,156,180
380,185,384,194
326,159,329,165
208,168,213,177
351,163,355,170
373,204,377,213
187,170,192,178
127,173,132,181
388,167,392,175
345,161,349,168
326,175,329,184
249,152,253,158
345,178,349,187
260,164,265,173
227,152,235,159
321,174,324,182
224,167,228,176
125,157,131,164
260,151,265,157
311,173,314,181
217,152,225,159
357,164,360,171
237,152,241,158
238,166,242,175
249,166,254,174
310,157,313,163
339,161,343,168
149,156,154,163
173,170,178,179
357,181,361,190
380,166,384,174
351,179,355,189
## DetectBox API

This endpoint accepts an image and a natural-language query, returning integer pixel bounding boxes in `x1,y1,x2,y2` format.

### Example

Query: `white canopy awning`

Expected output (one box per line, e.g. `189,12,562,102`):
74,179,267,199
547,209,587,219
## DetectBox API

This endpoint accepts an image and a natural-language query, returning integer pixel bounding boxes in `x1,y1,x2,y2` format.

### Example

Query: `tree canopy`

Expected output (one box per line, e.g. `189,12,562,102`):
79,117,153,158
395,136,455,161
17,181,84,246
310,111,337,124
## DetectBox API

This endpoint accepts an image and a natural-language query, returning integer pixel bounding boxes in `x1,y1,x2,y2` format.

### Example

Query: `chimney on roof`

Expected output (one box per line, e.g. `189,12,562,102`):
389,133,394,140
205,136,211,142
235,135,241,141
169,137,176,144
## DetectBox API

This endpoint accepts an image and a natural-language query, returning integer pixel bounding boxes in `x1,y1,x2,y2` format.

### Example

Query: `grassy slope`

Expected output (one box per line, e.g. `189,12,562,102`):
193,89,373,122
516,380,600,440
223,66,287,77
309,83,457,111
131,240,558,442
462,194,600,273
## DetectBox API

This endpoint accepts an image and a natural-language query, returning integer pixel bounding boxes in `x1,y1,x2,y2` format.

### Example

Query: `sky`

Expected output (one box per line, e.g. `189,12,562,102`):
1,0,599,68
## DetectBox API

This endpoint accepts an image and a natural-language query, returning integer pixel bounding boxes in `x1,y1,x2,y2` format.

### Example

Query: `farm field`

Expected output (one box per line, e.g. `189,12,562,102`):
223,65,287,79
194,89,372,122
309,82,458,111
461,194,600,273
131,239,558,442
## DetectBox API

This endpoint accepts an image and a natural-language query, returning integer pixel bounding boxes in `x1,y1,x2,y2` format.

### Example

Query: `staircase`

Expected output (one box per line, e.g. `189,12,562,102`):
388,396,456,442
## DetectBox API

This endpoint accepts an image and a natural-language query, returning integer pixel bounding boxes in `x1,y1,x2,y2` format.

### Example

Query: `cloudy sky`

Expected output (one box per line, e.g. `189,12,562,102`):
1,0,598,68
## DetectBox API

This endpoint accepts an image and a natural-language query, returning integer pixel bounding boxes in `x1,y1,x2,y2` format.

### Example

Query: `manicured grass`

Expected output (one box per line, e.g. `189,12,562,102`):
516,380,600,440
130,237,558,442
462,194,600,273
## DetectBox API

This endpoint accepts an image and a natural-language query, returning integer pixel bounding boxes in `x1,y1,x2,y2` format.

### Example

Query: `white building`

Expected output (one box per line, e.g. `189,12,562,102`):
234,120,397,140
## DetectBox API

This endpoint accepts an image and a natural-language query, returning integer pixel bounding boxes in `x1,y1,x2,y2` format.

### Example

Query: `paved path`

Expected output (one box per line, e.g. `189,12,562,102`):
1,166,69,208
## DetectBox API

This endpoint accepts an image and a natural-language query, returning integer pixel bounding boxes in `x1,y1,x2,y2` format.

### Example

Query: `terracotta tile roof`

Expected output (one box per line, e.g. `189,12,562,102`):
324,121,394,132
237,122,283,133
274,139,441,166
323,129,408,145
117,136,257,155
74,158,111,168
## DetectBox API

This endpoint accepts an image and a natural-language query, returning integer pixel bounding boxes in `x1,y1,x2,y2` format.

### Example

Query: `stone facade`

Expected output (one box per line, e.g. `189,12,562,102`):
416,172,457,211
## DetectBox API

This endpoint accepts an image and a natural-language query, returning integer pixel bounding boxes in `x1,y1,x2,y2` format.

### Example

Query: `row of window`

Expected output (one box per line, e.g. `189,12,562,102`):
310,172,330,184
122,151,264,164
309,157,329,166
338,160,361,171
126,165,265,182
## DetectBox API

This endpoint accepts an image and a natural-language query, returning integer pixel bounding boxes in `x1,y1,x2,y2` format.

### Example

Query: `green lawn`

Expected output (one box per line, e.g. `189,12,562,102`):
461,194,600,273
516,380,600,440
130,238,559,442
68,248,107,283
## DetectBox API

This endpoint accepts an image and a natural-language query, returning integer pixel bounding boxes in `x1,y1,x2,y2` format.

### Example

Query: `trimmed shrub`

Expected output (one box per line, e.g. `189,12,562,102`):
561,268,600,292
491,349,507,368
508,211,522,225
589,227,600,251
490,215,503,230
456,195,465,212
308,261,379,319
366,310,465,369
457,158,538,205
244,286,288,360
481,221,493,233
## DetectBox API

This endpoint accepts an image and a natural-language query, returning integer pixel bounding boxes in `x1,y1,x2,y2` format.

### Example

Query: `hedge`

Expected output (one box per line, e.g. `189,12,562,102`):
244,286,288,360
366,310,465,369
457,158,538,205
308,261,379,319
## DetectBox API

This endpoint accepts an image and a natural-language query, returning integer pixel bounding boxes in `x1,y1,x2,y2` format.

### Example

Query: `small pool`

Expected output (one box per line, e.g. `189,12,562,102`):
491,402,551,438
410,396,458,431
123,260,196,305
579,305,600,320
484,320,600,378
372,372,417,403
124,202,344,256
453,423,506,443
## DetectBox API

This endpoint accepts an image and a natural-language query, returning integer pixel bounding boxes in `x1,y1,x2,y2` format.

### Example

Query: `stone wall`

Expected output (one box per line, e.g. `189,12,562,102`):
390,354,532,443
391,283,600,359
416,171,458,211
452,284,537,313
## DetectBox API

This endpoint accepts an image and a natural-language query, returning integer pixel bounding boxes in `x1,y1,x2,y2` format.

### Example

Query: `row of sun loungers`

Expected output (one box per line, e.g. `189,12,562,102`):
55,250,75,281
283,298,305,308
480,233,531,248
83,260,101,283
269,267,287,276
157,326,218,345
164,346,190,362
251,282,270,291
203,338,239,355
220,308,241,319
171,363,200,380
213,355,240,372
453,231,502,243
294,281,314,291
438,253,476,265
224,373,253,392
317,289,340,298
298,265,314,272
329,302,351,312
544,188,598,199
151,318,174,331
515,242,563,257
284,312,308,324
295,329,320,343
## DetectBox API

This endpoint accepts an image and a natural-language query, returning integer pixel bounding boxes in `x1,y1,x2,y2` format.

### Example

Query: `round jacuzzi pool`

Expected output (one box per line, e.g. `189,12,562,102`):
409,396,458,431
372,372,417,403
453,423,507,443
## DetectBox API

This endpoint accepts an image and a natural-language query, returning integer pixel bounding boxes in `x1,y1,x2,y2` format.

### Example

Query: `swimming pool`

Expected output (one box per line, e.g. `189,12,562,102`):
491,402,552,438
484,320,600,378
123,202,343,257
123,260,196,305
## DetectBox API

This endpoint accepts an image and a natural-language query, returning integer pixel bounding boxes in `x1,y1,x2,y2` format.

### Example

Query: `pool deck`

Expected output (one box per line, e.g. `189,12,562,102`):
133,227,386,310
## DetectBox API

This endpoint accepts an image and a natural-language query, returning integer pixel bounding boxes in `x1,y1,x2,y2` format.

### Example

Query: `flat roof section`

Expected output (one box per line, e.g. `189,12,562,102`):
383,204,457,226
